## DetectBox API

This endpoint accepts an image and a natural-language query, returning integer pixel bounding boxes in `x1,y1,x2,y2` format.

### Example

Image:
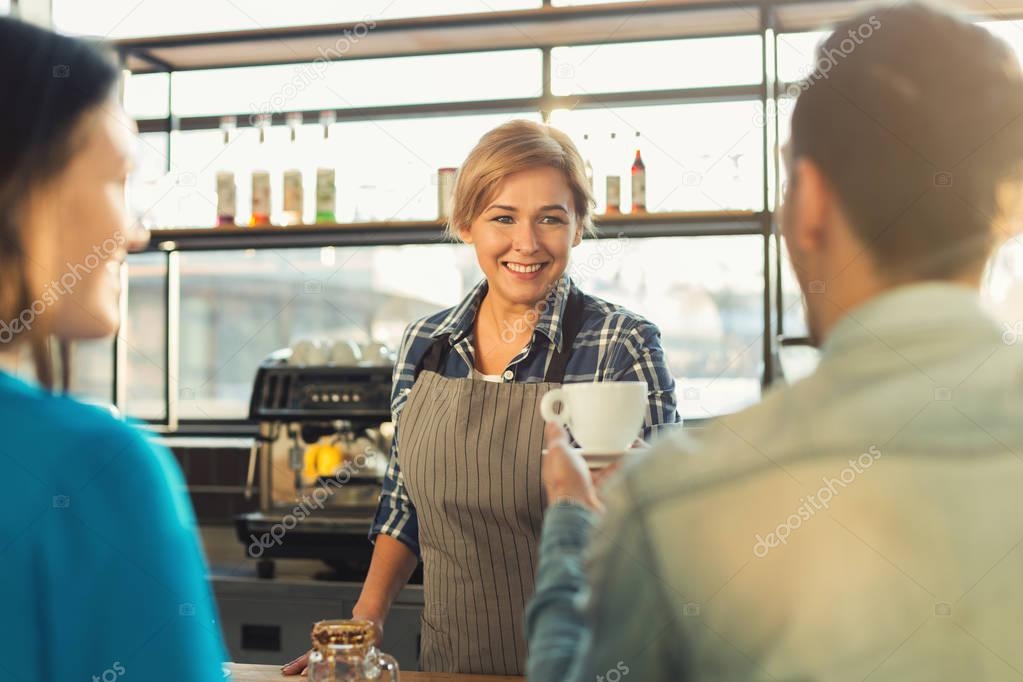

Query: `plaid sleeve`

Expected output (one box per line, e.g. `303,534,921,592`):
369,435,420,557
608,319,681,442
368,323,424,558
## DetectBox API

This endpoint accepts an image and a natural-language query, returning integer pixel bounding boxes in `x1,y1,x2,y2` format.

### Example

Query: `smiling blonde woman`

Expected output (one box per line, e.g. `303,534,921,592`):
283,119,680,676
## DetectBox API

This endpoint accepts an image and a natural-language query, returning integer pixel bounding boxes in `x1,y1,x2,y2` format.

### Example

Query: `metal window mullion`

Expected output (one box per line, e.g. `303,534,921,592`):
759,5,775,389
541,47,552,123
772,28,786,340
166,251,181,430
165,73,174,173
113,51,130,410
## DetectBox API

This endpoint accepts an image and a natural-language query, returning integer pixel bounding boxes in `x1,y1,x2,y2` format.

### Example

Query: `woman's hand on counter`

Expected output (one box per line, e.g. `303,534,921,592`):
281,649,310,676
541,421,604,514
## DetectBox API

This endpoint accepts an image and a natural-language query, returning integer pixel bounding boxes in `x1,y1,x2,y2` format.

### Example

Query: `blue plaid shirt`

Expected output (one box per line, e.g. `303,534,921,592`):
369,274,680,557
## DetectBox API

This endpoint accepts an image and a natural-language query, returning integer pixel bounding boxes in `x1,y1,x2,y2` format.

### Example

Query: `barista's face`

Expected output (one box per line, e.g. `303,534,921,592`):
459,166,583,309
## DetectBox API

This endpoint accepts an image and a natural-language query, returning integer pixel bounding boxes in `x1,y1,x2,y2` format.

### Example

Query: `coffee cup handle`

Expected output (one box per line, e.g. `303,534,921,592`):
540,388,570,427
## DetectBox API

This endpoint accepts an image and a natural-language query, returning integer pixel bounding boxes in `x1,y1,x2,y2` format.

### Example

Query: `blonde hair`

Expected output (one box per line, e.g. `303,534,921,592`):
447,119,595,240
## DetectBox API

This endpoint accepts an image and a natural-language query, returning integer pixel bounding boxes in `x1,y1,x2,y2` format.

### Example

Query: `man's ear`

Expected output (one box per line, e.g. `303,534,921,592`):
787,157,832,256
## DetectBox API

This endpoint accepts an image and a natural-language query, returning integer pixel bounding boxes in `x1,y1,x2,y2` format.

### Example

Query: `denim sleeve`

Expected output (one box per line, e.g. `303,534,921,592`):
608,319,681,442
526,491,684,680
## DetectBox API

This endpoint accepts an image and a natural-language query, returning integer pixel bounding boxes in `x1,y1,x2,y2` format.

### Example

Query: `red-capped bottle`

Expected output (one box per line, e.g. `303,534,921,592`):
631,131,646,213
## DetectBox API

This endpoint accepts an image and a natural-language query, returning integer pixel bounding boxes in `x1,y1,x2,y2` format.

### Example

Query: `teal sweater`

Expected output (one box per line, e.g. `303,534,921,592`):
0,371,227,681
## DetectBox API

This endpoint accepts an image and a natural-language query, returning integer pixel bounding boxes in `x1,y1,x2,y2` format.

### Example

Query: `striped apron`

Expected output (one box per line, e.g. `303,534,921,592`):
398,290,584,676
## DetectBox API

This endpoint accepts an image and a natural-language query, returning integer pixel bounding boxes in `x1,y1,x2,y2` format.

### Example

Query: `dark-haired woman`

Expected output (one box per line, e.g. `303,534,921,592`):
0,18,227,681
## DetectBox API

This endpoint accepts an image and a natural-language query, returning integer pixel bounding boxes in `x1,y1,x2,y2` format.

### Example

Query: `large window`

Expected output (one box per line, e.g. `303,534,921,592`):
124,253,168,419
165,237,764,421
73,1,1023,429
174,245,457,420
70,341,114,405
550,102,765,213
155,112,542,228
98,6,779,426
551,36,763,94
169,51,542,117
124,74,170,120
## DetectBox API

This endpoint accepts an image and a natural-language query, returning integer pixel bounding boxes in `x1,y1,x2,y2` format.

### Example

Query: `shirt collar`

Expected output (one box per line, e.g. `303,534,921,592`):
819,282,995,360
430,274,574,351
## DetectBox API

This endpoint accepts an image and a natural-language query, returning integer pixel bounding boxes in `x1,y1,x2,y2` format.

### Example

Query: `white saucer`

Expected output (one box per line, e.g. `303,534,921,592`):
541,447,647,468
581,450,627,469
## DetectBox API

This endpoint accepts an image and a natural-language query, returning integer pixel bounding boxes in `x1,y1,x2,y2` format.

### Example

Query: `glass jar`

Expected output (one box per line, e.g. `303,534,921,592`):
307,619,399,682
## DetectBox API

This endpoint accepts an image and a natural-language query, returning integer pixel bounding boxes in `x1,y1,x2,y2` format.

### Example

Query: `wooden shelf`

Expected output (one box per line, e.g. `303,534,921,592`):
135,85,762,134
145,211,766,252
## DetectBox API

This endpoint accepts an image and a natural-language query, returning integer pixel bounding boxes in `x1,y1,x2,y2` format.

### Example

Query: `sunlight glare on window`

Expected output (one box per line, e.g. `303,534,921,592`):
552,36,762,95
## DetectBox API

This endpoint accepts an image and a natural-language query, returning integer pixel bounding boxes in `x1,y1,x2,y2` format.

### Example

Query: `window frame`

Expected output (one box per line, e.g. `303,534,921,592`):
112,1,1005,431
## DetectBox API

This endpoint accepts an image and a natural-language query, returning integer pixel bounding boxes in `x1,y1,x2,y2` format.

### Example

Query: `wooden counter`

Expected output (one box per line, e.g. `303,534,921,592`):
230,663,522,681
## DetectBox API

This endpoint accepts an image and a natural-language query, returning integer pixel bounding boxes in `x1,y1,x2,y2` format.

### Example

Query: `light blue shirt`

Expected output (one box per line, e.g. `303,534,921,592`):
527,283,1023,681
0,371,227,682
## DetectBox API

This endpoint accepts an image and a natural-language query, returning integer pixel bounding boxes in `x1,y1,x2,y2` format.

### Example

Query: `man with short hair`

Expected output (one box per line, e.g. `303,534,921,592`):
527,5,1023,680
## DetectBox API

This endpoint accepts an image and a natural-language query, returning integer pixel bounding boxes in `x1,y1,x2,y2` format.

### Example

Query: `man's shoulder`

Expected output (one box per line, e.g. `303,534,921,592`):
623,381,811,503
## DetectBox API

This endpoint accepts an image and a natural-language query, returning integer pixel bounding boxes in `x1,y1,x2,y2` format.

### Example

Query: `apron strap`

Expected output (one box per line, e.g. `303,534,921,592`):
416,333,452,378
542,287,585,384
414,286,586,383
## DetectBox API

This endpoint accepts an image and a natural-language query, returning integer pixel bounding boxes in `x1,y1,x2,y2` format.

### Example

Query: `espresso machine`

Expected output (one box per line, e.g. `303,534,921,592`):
235,339,402,580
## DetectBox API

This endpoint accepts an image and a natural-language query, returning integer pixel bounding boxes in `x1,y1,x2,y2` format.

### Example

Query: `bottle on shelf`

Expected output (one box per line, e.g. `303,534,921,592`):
216,171,236,227
249,114,272,227
581,133,594,191
316,112,337,224
282,113,304,226
605,132,621,214
282,169,304,226
214,116,238,228
438,167,457,220
316,169,336,224
250,171,272,227
631,131,646,214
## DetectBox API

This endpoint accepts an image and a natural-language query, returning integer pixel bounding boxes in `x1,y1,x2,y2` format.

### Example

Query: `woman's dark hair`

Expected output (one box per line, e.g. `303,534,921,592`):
0,17,119,389
790,3,1023,282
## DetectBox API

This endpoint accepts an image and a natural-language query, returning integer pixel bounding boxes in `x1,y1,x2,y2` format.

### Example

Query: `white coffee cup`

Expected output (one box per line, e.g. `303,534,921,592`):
360,341,394,365
540,381,647,453
330,339,362,365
